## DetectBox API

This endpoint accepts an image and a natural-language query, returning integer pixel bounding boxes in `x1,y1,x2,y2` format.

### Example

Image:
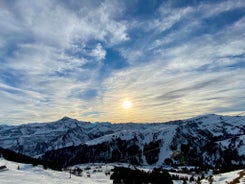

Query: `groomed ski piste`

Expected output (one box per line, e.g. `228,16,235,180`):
1,158,244,184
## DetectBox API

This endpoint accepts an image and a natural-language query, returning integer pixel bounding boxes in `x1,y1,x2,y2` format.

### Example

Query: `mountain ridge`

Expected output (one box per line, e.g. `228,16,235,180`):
0,114,244,169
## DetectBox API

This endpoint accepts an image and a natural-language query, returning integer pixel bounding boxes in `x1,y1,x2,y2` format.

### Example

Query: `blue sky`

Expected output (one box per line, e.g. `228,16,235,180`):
0,0,244,124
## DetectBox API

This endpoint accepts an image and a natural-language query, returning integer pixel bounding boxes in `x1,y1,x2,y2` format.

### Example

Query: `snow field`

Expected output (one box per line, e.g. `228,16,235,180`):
1,159,244,184
0,159,112,184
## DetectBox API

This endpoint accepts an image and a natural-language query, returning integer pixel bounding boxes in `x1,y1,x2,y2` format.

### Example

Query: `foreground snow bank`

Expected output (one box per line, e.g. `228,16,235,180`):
201,169,245,184
0,159,112,184
1,158,244,184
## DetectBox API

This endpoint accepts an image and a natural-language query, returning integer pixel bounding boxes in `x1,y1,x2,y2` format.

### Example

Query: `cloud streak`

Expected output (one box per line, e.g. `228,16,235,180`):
0,0,244,124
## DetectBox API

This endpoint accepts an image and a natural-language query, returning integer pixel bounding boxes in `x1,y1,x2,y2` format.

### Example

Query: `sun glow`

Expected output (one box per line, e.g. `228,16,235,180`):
123,101,132,109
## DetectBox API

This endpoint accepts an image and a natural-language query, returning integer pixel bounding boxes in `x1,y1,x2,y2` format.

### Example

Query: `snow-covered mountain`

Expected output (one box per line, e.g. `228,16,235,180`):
1,114,245,168
0,116,158,157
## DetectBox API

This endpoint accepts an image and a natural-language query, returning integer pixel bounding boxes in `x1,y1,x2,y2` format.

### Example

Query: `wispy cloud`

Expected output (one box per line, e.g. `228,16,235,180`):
90,43,107,61
97,0,245,122
0,0,244,124
0,0,129,123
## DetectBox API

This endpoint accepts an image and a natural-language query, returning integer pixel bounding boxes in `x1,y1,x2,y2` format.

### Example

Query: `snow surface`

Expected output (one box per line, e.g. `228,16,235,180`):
1,159,244,184
200,170,245,184
0,159,112,184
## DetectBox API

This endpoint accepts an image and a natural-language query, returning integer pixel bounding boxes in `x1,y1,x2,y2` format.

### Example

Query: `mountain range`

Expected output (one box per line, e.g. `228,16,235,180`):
0,114,244,169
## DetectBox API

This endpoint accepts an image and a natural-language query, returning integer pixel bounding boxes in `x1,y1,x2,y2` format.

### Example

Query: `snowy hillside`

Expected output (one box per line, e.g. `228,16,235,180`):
0,158,112,184
168,114,245,167
42,114,245,168
0,158,244,184
200,170,245,184
0,117,154,157
0,114,245,169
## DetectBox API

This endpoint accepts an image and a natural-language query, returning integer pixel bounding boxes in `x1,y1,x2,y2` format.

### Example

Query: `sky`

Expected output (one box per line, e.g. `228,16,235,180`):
0,0,245,124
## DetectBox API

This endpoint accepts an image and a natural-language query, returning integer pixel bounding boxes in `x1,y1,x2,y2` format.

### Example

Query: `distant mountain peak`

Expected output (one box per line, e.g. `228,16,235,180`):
187,113,221,121
58,116,90,124
60,116,76,122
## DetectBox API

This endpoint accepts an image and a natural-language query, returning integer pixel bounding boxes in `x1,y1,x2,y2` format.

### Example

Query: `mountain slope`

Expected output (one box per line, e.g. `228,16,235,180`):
1,158,245,184
0,158,111,184
1,114,245,169
170,114,245,169
0,117,158,157
42,114,245,168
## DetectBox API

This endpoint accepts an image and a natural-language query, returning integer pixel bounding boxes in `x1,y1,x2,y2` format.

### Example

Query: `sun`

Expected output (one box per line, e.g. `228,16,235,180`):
123,101,132,109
